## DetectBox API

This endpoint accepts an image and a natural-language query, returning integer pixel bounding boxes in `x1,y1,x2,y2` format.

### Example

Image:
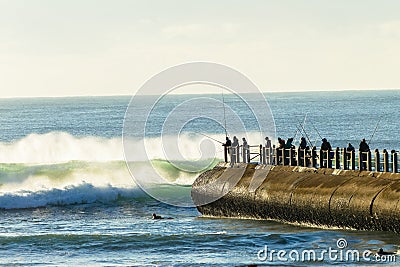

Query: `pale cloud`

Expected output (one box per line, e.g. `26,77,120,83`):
162,23,240,39
378,20,400,38
162,23,204,38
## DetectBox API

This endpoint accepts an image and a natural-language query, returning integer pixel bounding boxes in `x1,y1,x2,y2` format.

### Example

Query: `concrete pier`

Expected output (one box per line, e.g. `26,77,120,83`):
191,163,400,232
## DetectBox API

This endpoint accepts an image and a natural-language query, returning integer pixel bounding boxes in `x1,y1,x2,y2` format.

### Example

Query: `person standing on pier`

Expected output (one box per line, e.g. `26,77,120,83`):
284,138,295,165
285,138,294,149
347,143,355,152
277,137,285,149
242,137,250,163
222,136,232,163
359,138,370,170
230,136,239,166
232,136,239,147
321,138,332,167
265,137,272,150
222,136,232,147
321,138,332,151
359,139,370,152
299,137,307,150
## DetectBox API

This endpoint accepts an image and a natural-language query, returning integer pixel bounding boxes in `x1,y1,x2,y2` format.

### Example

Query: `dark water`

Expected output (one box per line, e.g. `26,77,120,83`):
0,90,399,266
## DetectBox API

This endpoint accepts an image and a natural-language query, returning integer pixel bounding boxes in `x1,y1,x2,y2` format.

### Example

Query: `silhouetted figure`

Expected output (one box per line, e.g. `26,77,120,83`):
222,136,232,163
284,138,295,165
277,137,285,149
152,213,163,220
299,137,307,150
232,136,239,147
359,138,370,170
265,137,272,149
347,143,355,152
230,136,239,166
222,137,232,147
284,138,294,149
242,137,248,148
242,137,250,163
321,138,332,168
359,138,370,152
298,137,307,167
277,137,285,164
152,213,173,220
321,138,332,151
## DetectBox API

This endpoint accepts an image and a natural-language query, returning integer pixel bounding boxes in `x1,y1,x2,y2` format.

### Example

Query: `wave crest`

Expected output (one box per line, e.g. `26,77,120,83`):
0,183,145,209
0,132,123,164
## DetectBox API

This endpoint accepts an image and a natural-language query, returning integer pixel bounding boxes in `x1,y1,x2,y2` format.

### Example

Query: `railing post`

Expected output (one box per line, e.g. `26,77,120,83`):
297,147,302,167
289,148,295,166
350,150,355,170
342,148,348,170
229,147,235,167
272,145,276,165
367,151,372,171
358,151,363,170
312,146,317,168
304,148,308,167
375,149,380,172
335,147,340,169
383,149,389,172
392,150,398,173
328,150,332,169
262,145,266,164
242,145,246,163
282,149,287,166
319,149,324,168
236,146,240,163
276,147,281,165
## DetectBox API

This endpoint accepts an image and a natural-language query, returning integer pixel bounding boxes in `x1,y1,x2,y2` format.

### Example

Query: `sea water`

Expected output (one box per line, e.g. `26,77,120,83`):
0,90,399,266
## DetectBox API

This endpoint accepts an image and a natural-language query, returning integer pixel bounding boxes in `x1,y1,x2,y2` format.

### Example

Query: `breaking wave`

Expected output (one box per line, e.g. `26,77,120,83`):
0,132,226,209
0,183,145,210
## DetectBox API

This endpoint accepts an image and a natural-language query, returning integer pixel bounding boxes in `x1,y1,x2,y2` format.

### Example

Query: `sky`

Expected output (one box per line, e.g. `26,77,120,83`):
1,0,400,98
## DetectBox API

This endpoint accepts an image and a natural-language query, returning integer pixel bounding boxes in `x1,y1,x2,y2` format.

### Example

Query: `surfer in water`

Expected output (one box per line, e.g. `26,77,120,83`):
151,213,173,220
377,248,396,256
152,213,163,220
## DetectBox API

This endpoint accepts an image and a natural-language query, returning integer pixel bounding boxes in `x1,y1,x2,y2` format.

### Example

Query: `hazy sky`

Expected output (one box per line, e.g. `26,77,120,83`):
1,0,400,97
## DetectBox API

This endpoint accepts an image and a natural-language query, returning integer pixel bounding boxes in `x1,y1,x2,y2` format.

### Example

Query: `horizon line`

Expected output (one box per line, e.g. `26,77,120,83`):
0,87,399,100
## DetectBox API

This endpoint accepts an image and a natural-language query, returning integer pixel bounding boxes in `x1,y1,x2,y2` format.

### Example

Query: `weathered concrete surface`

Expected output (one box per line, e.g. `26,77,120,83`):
191,163,400,232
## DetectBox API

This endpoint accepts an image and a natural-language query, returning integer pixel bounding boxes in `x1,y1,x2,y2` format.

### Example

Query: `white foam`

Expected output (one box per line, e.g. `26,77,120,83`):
0,183,143,209
0,131,270,164
0,132,123,164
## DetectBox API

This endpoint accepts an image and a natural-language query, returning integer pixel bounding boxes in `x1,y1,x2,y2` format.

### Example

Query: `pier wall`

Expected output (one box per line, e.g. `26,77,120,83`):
191,163,400,232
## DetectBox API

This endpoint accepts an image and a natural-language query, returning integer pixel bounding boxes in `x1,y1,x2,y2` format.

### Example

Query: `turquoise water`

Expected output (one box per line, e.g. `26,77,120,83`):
0,90,400,266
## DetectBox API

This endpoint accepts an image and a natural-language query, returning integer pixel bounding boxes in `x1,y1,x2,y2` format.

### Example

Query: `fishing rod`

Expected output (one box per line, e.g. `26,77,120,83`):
309,120,323,140
368,115,383,146
295,117,313,147
293,114,307,142
221,89,228,138
295,124,312,147
196,132,225,144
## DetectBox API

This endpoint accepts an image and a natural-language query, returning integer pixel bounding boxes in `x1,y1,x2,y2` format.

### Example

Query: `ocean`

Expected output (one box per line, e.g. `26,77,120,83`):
0,90,399,266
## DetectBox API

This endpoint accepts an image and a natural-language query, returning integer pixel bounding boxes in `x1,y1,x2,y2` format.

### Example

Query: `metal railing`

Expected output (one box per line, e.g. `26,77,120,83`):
224,144,399,173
